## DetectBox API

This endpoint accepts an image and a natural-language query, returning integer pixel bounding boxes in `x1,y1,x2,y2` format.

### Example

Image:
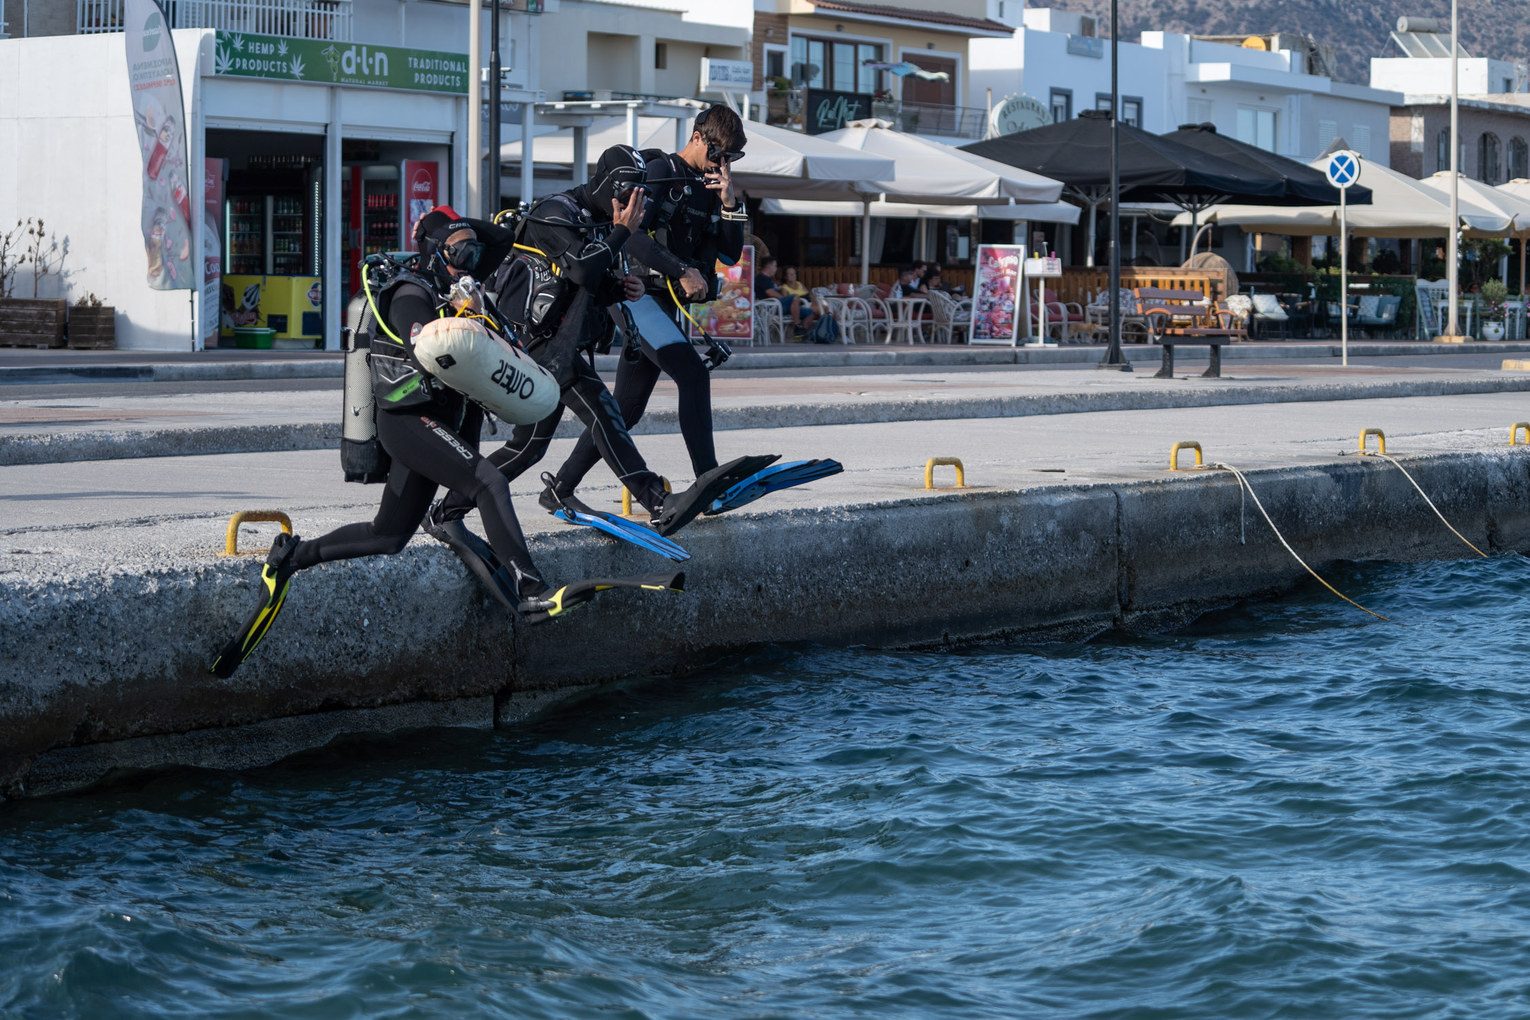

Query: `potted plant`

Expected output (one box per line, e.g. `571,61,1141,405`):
0,218,68,348
1480,278,1509,340
68,292,116,349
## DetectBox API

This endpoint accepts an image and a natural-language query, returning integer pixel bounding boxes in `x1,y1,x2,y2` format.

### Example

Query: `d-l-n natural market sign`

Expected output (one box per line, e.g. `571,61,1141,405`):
213,32,468,94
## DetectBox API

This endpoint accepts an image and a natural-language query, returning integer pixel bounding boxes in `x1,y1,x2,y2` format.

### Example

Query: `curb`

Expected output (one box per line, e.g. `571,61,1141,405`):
7,374,1530,467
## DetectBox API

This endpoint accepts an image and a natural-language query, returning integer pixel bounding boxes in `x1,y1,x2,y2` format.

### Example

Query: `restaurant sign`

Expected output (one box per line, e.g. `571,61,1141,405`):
213,32,469,95
803,88,873,135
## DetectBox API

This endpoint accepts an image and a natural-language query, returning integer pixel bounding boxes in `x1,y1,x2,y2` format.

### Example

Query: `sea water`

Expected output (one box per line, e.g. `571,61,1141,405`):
4,557,1530,1018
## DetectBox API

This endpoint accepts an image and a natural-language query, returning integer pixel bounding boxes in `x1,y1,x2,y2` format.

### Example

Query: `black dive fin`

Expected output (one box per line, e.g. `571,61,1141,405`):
706,459,845,515
518,571,686,625
210,533,300,679
649,454,780,537
424,513,521,613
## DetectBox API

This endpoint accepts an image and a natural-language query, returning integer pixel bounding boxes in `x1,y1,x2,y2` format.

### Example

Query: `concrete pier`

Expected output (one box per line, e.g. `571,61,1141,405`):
4,348,1529,796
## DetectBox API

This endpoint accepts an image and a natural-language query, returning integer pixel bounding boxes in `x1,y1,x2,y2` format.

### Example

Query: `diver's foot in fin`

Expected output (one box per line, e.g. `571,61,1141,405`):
537,474,691,562
209,532,302,678
517,570,686,625
424,500,521,613
650,454,781,537
706,458,845,515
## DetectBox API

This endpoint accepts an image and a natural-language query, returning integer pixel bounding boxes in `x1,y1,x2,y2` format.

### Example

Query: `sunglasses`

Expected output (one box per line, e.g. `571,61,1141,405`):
441,238,483,271
706,146,745,166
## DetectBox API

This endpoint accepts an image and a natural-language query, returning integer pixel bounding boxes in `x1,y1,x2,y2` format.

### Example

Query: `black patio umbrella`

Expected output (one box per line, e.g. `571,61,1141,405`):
1164,123,1372,208
963,111,1312,265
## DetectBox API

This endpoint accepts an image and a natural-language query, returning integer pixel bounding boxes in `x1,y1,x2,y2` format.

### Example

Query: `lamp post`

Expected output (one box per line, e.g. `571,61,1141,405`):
1100,0,1130,369
1439,0,1464,341
466,0,482,216
487,0,501,217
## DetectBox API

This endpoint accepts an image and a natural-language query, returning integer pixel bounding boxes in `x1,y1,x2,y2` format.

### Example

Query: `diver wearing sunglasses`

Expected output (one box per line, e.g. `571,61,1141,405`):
545,104,764,513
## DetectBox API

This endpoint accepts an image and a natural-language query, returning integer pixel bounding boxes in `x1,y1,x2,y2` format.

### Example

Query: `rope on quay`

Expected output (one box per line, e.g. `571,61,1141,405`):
1346,428,1488,559
1213,461,1392,623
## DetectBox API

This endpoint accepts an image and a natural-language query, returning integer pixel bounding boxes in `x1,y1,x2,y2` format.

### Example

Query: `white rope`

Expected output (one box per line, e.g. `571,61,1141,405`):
1353,451,1488,559
1215,462,1391,622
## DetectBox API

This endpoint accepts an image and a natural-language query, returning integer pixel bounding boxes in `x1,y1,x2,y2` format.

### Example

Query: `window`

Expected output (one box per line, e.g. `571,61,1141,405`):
1505,77,1516,93
1437,127,1451,171
1186,98,1212,124
1050,88,1072,122
765,49,785,80
1479,132,1503,184
1511,137,1528,180
789,35,883,93
1235,107,1277,151
654,41,667,70
1121,97,1142,128
1318,119,1337,148
1354,124,1371,155
1094,93,1113,113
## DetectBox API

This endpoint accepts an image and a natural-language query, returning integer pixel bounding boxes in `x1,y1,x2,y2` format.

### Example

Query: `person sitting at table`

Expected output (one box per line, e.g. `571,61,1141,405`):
889,265,920,299
779,265,809,300
755,256,818,333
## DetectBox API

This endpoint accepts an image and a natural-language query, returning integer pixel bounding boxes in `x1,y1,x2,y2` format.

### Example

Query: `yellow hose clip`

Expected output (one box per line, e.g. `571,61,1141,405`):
1359,428,1387,456
924,457,966,490
1169,441,1204,472
224,510,293,556
1511,422,1530,446
621,487,634,519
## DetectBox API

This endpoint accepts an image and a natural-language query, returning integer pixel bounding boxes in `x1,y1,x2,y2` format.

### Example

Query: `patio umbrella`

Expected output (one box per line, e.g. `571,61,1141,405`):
817,120,1067,283
1165,123,1372,206
1179,158,1512,237
500,115,896,201
759,198,1080,224
1497,178,1530,292
961,110,1292,267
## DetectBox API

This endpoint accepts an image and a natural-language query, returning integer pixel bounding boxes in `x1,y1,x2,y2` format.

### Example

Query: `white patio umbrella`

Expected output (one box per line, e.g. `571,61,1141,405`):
1176,157,1511,237
760,198,1081,224
816,120,1067,282
500,115,895,201
1498,178,1530,292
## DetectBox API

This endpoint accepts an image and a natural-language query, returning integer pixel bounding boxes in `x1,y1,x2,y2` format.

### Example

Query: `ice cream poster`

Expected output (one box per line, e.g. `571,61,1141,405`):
125,0,193,291
969,244,1025,343
687,245,754,341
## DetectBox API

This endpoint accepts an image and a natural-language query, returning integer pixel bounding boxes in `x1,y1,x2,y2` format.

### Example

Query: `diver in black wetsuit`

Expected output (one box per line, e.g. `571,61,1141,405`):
209,216,682,678
426,144,773,545
545,104,751,505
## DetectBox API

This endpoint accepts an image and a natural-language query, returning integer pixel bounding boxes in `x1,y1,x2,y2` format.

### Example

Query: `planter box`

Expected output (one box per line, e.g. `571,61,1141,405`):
0,298,68,348
68,305,116,350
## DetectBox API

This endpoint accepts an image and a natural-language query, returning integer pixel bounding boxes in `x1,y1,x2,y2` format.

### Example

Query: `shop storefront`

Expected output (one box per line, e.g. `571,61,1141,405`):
0,29,468,351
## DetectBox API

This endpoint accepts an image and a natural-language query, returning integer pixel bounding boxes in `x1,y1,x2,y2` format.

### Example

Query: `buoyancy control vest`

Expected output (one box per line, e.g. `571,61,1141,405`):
634,150,721,277
490,193,585,340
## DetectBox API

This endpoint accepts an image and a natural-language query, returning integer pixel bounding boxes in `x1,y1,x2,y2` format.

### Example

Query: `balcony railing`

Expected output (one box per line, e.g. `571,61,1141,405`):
765,90,987,139
77,0,353,41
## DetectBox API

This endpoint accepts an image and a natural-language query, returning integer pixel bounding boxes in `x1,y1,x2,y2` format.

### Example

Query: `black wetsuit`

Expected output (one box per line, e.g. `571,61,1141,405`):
551,151,746,490
288,276,545,597
435,192,668,520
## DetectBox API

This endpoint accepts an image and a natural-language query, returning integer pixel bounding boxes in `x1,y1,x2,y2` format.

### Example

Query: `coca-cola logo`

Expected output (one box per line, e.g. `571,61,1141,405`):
411,170,433,196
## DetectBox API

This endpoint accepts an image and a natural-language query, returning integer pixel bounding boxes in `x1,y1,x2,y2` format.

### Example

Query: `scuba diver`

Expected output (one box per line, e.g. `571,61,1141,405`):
424,144,776,563
211,216,682,679
544,105,840,516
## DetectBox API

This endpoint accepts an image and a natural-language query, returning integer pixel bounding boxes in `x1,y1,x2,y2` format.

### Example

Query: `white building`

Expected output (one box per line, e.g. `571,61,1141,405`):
970,8,1400,165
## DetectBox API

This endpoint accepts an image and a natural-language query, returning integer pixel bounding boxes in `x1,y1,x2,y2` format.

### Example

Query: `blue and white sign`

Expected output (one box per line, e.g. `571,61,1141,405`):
1326,150,1362,190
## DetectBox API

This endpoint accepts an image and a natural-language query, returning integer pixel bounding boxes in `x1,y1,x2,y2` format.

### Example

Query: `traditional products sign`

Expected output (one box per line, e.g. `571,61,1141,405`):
213,33,469,94
125,0,193,291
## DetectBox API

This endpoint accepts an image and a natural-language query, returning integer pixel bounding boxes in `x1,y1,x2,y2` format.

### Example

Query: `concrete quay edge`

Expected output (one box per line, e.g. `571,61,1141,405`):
3,448,1528,798
7,373,1530,467
7,339,1530,384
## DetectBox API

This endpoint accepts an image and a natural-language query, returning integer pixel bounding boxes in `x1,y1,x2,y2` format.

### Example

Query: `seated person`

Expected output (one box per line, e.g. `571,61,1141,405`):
779,265,809,299
923,268,946,293
755,256,818,331
888,265,920,299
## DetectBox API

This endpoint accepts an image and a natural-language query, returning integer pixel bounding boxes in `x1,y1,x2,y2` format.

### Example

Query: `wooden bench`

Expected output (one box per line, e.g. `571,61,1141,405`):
1134,287,1245,379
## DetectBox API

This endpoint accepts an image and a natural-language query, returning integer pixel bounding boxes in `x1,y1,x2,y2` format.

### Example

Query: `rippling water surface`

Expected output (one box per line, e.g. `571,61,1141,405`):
5,558,1530,1018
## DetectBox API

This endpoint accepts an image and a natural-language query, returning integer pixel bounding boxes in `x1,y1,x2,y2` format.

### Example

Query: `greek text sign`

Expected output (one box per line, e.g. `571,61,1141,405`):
213,32,469,94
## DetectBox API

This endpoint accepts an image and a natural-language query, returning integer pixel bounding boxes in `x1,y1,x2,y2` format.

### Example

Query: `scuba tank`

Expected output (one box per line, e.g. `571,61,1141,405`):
340,288,391,484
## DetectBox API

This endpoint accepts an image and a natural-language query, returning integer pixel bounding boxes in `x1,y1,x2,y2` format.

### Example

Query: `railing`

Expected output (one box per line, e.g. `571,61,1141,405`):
890,100,988,139
1055,268,1227,305
77,0,353,40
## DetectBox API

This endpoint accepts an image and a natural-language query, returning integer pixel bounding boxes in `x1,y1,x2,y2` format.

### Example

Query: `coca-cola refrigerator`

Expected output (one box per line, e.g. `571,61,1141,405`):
343,159,440,298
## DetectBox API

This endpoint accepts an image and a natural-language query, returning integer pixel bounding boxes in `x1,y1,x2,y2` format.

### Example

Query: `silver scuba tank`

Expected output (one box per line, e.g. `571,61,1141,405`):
340,290,390,483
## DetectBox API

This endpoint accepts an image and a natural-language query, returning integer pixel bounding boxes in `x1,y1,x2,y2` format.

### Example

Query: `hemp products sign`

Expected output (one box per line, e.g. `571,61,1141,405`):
213,32,469,94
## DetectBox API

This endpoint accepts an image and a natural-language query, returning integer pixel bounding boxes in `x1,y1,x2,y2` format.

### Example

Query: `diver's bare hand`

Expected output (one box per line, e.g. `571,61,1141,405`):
612,190,646,231
679,268,708,300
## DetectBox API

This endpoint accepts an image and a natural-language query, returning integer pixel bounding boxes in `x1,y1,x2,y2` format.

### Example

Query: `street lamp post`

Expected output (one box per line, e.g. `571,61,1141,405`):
1439,0,1464,341
1100,0,1130,370
488,0,501,217
467,0,481,215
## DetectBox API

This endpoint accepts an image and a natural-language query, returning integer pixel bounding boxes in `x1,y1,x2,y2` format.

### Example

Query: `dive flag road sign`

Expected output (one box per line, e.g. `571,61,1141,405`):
1326,151,1362,190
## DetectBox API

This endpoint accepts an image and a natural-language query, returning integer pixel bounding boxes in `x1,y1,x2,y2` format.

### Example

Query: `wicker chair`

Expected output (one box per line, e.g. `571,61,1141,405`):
752,298,786,345
926,290,972,344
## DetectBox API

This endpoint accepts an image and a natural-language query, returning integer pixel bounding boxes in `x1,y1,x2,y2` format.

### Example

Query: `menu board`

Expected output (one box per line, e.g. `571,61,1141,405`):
969,244,1026,345
687,245,754,341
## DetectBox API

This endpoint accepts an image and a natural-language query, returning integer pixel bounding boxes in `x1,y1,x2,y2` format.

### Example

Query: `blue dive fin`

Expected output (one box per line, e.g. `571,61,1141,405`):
551,506,692,562
706,459,845,515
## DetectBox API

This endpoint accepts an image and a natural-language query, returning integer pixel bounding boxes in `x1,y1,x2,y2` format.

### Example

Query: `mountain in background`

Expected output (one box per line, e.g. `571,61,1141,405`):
1055,0,1523,86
